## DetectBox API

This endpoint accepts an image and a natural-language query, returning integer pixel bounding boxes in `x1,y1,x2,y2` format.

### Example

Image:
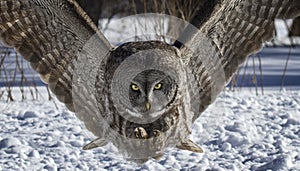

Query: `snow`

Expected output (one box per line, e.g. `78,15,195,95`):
271,19,300,46
231,47,300,87
0,88,300,170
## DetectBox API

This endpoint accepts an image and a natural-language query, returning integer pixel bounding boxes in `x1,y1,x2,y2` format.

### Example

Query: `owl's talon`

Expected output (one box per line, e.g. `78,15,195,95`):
152,129,161,137
134,127,148,139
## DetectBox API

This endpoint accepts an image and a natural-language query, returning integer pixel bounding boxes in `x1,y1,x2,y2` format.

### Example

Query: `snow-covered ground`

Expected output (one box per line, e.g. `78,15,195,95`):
229,47,300,88
0,88,299,170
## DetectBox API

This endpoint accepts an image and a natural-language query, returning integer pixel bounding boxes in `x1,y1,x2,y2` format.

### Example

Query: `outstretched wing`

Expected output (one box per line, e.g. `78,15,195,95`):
0,0,111,111
177,0,300,121
201,0,300,81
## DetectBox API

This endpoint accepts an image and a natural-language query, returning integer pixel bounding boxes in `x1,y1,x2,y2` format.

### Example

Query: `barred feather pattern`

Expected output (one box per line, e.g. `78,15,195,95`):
0,0,99,111
184,0,300,120
200,0,300,82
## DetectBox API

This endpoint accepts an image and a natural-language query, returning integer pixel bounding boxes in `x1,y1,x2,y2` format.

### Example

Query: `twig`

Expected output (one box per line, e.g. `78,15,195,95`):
257,53,264,95
252,56,258,96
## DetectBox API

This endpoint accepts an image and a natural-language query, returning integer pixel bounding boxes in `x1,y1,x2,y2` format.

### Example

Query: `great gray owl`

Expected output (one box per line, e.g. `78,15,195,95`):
0,0,299,162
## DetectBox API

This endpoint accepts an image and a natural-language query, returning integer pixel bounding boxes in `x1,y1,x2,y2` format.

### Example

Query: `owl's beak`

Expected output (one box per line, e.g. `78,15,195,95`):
145,101,151,111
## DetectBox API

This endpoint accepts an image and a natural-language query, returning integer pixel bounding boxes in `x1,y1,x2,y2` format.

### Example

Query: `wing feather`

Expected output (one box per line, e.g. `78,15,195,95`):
200,0,300,81
0,0,111,111
179,0,300,121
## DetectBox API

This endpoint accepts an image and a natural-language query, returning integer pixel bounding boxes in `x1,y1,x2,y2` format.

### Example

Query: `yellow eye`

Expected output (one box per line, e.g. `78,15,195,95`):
131,84,139,91
154,83,162,90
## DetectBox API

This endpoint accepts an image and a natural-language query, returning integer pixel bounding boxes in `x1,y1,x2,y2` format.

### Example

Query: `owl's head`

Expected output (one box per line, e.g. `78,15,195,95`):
129,69,177,114
102,41,184,124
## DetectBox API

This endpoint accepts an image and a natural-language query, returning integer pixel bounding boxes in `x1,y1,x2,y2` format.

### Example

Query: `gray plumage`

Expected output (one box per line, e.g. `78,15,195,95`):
0,0,299,162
